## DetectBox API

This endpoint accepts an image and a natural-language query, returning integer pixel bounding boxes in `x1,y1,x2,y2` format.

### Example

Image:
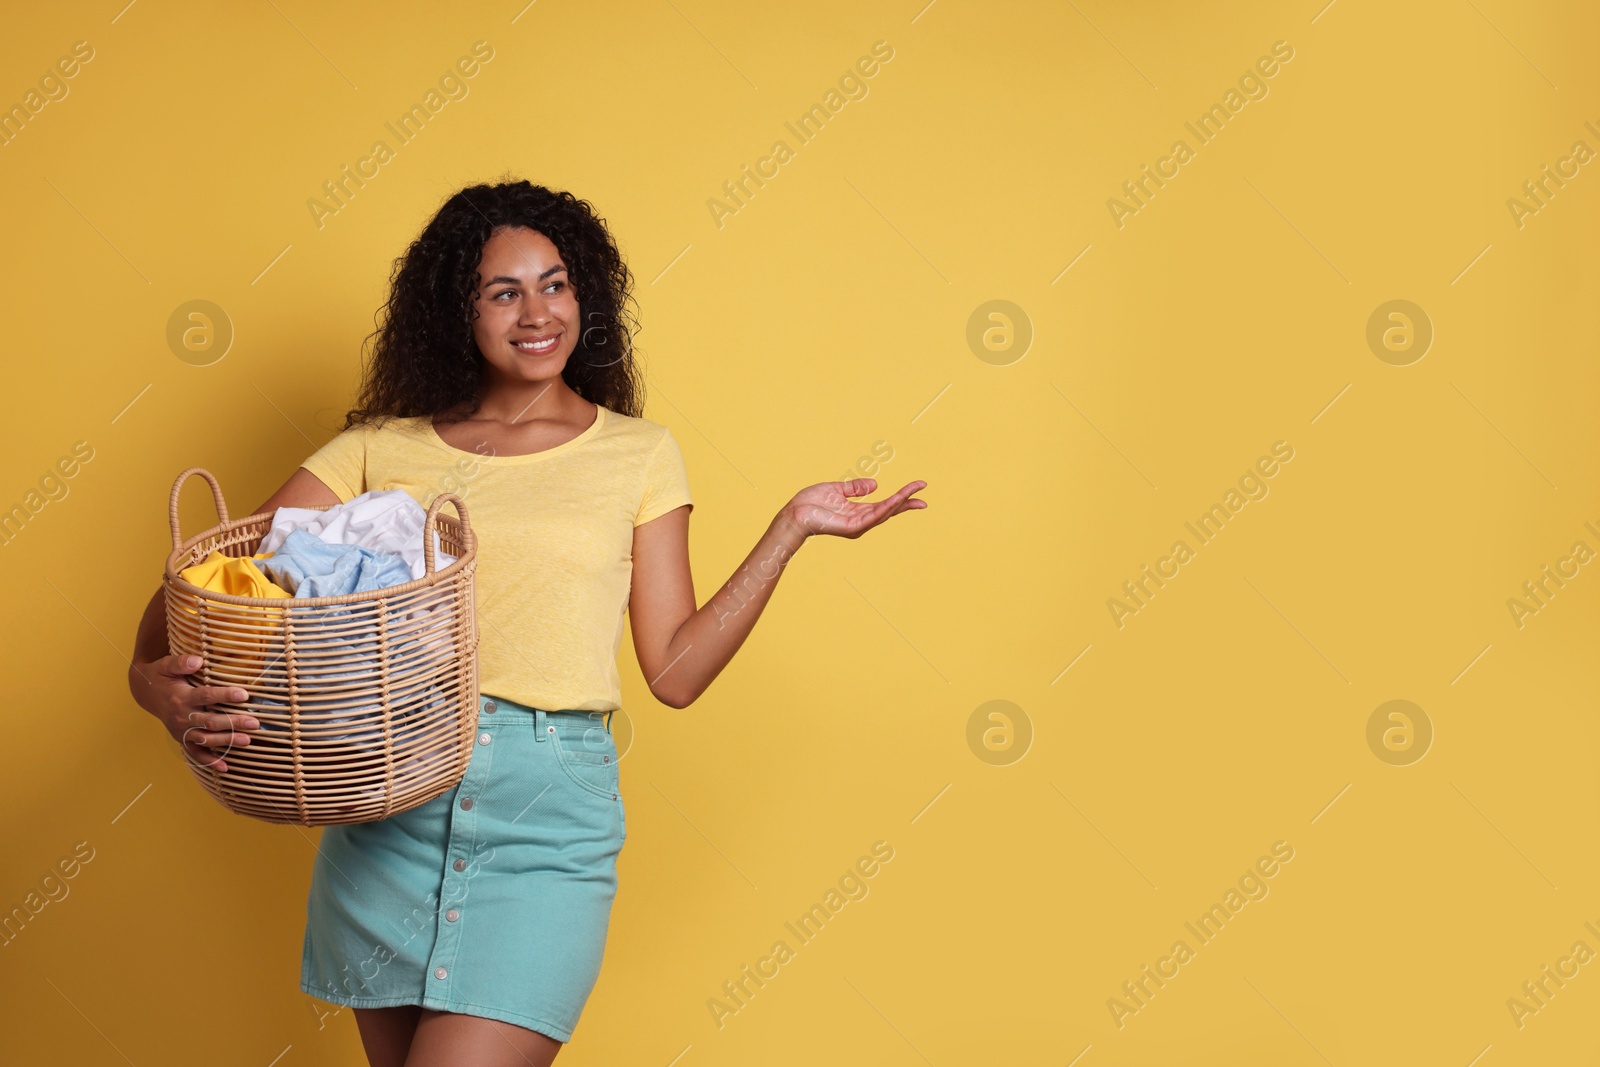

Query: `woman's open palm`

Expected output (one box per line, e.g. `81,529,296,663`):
787,478,928,539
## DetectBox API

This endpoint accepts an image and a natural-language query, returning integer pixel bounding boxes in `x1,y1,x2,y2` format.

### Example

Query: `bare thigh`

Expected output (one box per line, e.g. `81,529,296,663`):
353,1005,422,1067
403,1008,563,1067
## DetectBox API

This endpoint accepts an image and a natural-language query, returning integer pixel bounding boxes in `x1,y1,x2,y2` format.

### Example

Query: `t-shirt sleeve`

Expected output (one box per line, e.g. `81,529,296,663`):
298,425,368,504
634,427,693,527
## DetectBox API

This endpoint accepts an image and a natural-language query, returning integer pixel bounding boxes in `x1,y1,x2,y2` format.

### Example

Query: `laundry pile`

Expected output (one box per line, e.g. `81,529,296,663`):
179,489,458,599
177,490,464,802
257,489,455,584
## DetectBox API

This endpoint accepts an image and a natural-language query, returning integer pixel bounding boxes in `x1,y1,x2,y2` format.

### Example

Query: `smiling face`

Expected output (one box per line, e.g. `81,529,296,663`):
469,225,580,386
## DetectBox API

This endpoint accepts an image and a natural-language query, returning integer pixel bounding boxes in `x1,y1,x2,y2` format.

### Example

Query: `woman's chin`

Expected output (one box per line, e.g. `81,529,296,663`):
486,356,568,383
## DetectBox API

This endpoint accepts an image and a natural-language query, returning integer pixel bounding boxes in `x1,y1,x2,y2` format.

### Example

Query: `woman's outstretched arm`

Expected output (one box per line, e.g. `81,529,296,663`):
628,477,927,709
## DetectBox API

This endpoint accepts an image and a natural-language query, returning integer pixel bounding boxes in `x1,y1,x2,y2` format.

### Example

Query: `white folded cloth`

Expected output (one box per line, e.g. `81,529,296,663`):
257,489,457,580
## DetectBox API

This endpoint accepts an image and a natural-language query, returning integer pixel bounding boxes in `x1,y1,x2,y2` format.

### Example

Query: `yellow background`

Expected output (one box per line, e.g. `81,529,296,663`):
2,0,1596,1063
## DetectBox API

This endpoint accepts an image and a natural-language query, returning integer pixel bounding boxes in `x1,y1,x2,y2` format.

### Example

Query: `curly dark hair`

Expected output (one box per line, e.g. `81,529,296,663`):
343,176,645,428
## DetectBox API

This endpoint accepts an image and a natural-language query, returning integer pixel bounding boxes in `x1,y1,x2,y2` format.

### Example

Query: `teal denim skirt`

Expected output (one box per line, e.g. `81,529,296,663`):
300,693,625,1044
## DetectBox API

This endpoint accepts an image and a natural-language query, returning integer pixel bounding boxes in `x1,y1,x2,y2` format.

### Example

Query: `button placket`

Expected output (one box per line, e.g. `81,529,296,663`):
423,717,497,996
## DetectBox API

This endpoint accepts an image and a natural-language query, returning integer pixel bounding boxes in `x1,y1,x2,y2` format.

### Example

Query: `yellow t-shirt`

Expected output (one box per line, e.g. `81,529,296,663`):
295,404,693,712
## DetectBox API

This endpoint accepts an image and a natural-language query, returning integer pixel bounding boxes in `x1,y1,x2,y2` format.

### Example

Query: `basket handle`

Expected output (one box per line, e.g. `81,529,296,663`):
169,467,230,551
423,493,473,574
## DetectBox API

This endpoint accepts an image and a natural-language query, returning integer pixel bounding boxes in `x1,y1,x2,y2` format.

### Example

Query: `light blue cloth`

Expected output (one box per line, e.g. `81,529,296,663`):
258,529,415,598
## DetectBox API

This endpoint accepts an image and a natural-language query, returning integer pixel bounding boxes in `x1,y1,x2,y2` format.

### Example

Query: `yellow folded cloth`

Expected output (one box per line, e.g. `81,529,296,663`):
176,552,292,685
179,551,292,598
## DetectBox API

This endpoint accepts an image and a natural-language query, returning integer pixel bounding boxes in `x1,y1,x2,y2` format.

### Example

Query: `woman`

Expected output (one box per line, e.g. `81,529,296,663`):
126,179,926,1065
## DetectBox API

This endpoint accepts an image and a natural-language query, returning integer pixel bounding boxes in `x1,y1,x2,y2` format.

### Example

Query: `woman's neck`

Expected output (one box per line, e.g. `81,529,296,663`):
457,377,590,426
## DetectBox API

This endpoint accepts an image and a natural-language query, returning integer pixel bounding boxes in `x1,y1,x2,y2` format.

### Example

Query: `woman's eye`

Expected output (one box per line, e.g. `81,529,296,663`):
545,281,565,294
494,290,516,300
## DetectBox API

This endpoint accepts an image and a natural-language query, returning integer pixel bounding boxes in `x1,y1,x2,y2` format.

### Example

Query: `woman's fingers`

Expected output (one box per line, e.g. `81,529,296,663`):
192,684,249,707
187,688,257,726
798,479,927,537
152,655,256,773
867,481,924,513
180,723,246,776
190,722,254,744
863,482,927,524
184,737,229,772
182,720,251,748
183,705,255,739
159,652,204,677
179,703,257,763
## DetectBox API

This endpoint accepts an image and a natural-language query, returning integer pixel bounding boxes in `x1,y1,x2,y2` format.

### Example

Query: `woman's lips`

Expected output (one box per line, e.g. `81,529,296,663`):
511,334,559,354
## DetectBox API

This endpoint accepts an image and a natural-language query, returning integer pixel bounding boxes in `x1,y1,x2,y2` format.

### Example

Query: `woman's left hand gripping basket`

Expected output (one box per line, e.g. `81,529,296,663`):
162,468,480,827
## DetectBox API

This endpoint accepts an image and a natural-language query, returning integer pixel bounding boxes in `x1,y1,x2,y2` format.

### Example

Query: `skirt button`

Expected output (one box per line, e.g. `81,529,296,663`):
452,859,466,872
445,909,460,922
434,967,448,980
460,797,473,810
483,699,497,714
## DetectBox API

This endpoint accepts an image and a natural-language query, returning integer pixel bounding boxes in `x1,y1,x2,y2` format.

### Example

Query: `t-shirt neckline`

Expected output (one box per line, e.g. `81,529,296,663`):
423,403,606,464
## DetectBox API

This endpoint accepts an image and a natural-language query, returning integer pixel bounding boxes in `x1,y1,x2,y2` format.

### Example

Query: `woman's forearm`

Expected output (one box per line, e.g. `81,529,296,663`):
129,586,170,691
652,510,809,707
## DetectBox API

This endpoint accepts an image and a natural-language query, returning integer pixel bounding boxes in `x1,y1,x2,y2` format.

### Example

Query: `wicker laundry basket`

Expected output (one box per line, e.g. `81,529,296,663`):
162,467,480,827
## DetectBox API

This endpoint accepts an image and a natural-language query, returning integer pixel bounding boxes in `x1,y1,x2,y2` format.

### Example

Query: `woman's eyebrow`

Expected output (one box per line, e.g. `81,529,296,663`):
485,265,568,286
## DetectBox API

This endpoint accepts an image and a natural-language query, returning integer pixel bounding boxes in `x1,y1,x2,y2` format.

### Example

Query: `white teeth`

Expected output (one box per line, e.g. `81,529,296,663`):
514,337,556,350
